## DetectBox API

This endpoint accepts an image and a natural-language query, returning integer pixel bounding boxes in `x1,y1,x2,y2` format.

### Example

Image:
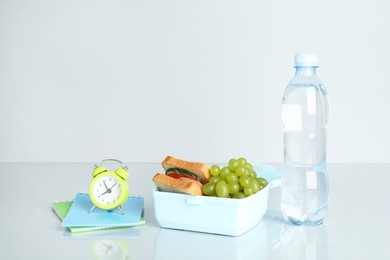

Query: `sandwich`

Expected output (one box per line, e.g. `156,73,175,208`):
152,156,211,196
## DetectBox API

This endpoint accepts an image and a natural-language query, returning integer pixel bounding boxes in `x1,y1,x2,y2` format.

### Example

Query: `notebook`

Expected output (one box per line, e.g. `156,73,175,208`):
52,200,145,234
56,193,145,231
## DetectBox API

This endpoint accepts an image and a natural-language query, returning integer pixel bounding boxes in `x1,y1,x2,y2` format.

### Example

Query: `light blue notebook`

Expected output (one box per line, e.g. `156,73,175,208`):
61,193,144,228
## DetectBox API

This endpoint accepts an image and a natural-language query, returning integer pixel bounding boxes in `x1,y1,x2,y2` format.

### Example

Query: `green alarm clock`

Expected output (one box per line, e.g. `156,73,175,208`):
89,159,129,215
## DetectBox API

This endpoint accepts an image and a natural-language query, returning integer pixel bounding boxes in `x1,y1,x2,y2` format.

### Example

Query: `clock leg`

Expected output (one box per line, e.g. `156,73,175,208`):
89,205,96,214
118,206,125,215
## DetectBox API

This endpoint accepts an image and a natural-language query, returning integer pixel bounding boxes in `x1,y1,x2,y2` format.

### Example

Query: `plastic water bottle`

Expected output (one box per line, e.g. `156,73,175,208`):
281,53,330,226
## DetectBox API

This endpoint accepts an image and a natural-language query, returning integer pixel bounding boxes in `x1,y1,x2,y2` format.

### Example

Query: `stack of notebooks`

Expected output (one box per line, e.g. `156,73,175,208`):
52,193,145,234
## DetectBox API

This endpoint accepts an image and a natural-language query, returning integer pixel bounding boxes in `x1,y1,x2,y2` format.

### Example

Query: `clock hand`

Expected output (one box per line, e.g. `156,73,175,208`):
103,180,109,190
100,180,113,196
100,190,109,196
100,182,115,196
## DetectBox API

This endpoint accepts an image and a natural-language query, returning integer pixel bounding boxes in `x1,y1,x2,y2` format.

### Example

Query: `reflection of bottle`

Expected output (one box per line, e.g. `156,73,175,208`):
90,240,130,260
281,53,330,225
280,223,328,260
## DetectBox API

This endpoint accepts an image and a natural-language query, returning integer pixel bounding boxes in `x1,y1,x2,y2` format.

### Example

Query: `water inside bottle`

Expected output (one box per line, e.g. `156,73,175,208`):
281,82,330,225
281,164,329,225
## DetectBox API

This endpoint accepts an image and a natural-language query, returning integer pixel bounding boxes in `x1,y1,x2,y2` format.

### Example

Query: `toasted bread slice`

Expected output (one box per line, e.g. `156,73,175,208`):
162,156,210,184
153,173,203,196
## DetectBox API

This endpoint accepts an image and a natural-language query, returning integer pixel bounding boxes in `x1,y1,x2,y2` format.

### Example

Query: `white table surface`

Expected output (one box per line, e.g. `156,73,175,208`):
0,163,389,260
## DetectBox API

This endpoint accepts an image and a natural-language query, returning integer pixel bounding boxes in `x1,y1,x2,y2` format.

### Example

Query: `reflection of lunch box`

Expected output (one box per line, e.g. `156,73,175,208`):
154,220,270,260
152,163,281,236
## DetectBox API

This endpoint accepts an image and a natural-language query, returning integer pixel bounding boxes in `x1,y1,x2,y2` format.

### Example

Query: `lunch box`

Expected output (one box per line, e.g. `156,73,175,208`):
152,163,281,236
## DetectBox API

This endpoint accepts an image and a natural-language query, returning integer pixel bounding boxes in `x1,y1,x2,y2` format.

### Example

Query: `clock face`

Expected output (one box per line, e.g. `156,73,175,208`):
91,175,122,206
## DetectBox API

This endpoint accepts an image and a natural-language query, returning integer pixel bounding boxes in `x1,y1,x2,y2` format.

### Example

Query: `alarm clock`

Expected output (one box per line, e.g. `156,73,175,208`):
89,159,129,214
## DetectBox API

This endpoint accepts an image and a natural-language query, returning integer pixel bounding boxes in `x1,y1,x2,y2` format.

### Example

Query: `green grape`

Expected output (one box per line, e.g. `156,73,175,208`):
202,182,216,196
245,164,253,173
244,185,255,196
233,192,246,199
244,167,252,176
246,163,253,170
235,166,246,177
251,170,257,178
228,159,239,172
220,167,230,180
256,177,269,189
251,179,261,192
216,181,229,198
205,159,263,199
209,175,221,183
210,165,221,176
248,170,257,178
239,175,251,187
238,157,247,166
226,172,238,183
228,181,240,194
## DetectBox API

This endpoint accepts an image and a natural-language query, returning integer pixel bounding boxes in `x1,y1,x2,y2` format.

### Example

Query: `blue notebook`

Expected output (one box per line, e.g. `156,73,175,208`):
61,193,144,228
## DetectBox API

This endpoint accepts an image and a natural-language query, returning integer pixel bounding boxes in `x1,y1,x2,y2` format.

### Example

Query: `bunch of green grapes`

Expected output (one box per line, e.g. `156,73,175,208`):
202,157,268,198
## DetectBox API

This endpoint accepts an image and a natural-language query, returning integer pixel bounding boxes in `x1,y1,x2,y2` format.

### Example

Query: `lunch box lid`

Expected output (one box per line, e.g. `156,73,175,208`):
252,162,282,189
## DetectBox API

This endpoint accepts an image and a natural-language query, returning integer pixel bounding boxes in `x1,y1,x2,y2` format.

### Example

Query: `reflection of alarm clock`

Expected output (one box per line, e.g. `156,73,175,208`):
90,240,129,260
89,159,129,214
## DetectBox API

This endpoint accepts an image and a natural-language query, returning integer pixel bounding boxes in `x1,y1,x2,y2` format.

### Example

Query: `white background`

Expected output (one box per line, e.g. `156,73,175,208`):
1,0,389,163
